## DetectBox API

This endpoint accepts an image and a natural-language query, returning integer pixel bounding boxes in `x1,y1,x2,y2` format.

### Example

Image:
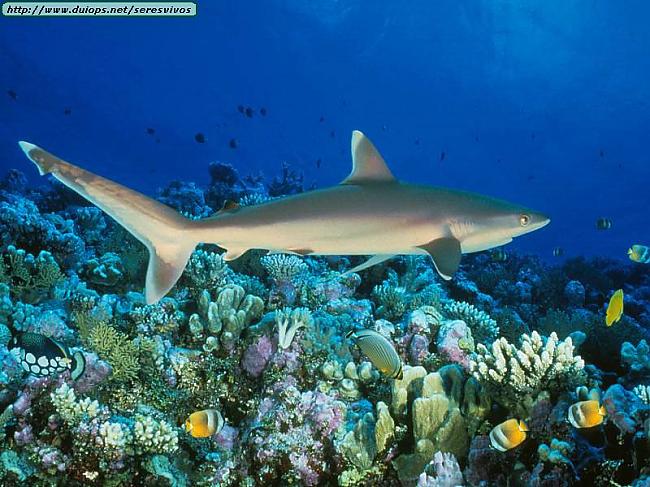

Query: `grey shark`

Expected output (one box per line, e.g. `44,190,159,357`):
18,131,549,304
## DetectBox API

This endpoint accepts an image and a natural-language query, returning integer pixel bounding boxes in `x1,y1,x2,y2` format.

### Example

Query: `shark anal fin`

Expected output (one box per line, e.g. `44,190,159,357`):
418,237,461,280
345,254,395,274
342,131,396,185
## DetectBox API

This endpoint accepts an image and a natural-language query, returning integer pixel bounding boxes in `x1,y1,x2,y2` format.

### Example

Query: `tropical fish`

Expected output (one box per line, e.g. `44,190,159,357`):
552,247,564,257
596,217,612,230
489,418,528,452
229,138,238,149
605,289,624,326
260,107,267,116
346,329,403,379
194,133,206,144
628,244,650,264
184,409,224,438
19,131,549,304
490,248,508,262
567,400,606,429
10,332,85,380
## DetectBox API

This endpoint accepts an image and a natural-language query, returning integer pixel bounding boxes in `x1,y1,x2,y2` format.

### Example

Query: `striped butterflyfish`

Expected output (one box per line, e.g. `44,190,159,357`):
184,409,224,438
596,217,612,230
567,400,606,429
629,244,650,264
489,418,528,452
345,329,403,380
10,332,85,380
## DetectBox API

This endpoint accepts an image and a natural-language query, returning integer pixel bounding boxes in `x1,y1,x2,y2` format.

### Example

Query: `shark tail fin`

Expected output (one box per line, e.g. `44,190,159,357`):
18,141,197,304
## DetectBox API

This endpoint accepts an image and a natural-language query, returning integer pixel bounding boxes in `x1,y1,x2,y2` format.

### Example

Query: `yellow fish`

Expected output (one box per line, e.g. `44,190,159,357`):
628,245,650,264
568,400,606,429
346,329,403,379
605,289,624,326
184,409,224,438
489,418,528,452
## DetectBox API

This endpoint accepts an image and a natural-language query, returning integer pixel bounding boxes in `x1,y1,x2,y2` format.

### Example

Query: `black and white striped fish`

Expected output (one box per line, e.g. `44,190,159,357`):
629,245,650,264
346,329,403,379
10,332,85,380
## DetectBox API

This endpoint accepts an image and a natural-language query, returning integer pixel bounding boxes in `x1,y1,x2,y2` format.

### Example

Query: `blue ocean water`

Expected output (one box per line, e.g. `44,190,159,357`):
2,1,649,259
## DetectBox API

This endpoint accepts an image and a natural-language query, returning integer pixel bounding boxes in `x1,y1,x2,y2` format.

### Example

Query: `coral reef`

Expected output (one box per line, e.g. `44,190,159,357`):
0,164,649,486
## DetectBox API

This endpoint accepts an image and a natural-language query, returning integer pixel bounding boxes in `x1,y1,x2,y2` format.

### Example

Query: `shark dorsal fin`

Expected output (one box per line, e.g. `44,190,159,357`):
342,131,396,185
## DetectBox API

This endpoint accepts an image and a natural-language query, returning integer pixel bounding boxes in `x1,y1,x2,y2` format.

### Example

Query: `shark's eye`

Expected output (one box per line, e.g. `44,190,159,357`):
519,214,531,226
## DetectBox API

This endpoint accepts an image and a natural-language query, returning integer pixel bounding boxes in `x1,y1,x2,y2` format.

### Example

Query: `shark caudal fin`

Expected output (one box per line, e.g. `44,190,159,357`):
18,141,196,304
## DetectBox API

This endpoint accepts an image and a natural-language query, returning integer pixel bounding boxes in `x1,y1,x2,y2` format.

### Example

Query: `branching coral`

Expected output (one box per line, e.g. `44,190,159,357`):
0,245,63,303
444,300,499,345
470,331,586,415
276,307,312,350
188,285,264,352
183,249,233,296
87,323,141,383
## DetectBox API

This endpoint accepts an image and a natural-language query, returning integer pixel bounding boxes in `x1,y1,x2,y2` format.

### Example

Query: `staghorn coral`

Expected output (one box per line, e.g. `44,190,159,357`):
470,331,586,416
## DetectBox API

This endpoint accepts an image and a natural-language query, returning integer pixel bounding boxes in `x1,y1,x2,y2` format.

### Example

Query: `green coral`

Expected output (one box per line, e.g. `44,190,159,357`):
187,284,264,352
390,364,491,484
0,245,63,303
87,323,141,383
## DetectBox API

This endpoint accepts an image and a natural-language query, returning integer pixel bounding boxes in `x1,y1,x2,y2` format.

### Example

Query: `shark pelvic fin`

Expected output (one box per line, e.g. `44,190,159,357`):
223,248,247,261
18,141,197,305
418,237,462,280
345,254,395,274
342,131,396,185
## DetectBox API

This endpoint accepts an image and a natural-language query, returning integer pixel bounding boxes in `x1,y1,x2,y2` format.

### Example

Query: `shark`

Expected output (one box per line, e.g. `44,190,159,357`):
18,131,549,304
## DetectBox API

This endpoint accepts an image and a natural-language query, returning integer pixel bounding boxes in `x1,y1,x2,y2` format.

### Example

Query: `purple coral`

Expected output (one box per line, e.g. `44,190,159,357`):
242,335,275,378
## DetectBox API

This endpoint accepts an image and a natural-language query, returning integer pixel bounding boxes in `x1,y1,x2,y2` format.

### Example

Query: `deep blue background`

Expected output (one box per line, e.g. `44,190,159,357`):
1,1,649,259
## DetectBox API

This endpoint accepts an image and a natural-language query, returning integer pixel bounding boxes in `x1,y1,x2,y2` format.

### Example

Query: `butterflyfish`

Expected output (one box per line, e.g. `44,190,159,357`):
346,329,403,380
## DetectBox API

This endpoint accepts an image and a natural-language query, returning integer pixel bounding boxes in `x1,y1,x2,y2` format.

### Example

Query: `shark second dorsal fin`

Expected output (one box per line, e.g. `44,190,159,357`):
342,131,396,185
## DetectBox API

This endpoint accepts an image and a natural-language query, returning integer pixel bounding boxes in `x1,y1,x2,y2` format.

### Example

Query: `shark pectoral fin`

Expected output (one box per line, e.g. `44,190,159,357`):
223,248,247,261
344,254,395,274
418,237,462,280
341,131,397,185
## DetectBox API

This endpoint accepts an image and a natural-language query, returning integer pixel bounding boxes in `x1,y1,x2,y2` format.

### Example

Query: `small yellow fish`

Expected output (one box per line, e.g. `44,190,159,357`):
605,289,624,326
596,217,612,230
567,400,606,429
628,245,650,264
184,409,224,438
346,329,403,379
489,418,528,452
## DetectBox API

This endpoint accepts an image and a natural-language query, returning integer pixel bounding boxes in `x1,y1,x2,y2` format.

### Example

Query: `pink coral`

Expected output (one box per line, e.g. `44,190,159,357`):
437,320,474,369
